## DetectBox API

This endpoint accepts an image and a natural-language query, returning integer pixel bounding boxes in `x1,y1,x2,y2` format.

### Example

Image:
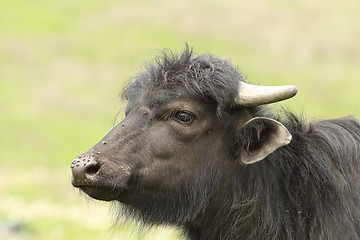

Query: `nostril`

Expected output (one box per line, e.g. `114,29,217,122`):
71,156,101,187
86,163,101,176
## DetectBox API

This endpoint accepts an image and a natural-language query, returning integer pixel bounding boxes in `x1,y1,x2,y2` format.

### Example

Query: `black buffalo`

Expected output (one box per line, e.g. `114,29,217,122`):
71,47,360,240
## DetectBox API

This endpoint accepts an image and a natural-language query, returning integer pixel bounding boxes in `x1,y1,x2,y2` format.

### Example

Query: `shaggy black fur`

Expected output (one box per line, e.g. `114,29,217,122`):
123,46,243,117
120,47,360,239
227,115,360,239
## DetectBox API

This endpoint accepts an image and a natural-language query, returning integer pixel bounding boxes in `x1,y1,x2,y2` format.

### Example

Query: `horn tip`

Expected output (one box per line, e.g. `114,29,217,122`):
287,85,298,97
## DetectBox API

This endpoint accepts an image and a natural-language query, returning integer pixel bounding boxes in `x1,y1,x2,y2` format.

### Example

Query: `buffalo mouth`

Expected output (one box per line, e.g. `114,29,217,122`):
71,176,130,201
72,175,135,202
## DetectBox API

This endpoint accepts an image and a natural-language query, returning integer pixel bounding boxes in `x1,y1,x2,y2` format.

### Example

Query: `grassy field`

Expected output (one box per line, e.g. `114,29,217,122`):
0,0,359,239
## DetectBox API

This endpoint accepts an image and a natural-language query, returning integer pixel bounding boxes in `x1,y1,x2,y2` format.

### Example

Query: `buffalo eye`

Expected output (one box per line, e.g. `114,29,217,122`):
173,111,195,124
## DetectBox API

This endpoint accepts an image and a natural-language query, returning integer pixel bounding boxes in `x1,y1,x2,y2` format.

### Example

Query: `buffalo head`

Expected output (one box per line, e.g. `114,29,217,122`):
71,48,297,226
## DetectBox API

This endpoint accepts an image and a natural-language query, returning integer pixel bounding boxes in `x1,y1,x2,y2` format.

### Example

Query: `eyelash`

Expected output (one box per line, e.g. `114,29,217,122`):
171,110,195,124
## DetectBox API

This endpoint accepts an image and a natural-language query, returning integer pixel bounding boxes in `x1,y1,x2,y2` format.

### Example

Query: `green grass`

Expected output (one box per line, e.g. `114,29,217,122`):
1,0,359,239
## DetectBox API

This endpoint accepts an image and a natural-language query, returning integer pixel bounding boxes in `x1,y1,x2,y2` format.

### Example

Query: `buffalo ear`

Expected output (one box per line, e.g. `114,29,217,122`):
238,117,292,164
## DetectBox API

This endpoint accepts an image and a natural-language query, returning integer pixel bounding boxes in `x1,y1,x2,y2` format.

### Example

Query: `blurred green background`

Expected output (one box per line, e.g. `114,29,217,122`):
0,0,359,239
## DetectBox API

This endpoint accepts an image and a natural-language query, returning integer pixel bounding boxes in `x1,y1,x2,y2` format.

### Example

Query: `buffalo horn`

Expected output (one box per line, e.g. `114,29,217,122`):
236,81,298,107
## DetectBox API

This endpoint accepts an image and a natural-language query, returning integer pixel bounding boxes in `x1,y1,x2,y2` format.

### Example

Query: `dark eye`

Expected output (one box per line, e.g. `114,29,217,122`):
173,111,195,124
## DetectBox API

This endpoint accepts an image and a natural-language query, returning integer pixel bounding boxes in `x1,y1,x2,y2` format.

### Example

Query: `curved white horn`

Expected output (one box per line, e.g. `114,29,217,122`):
235,81,298,107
